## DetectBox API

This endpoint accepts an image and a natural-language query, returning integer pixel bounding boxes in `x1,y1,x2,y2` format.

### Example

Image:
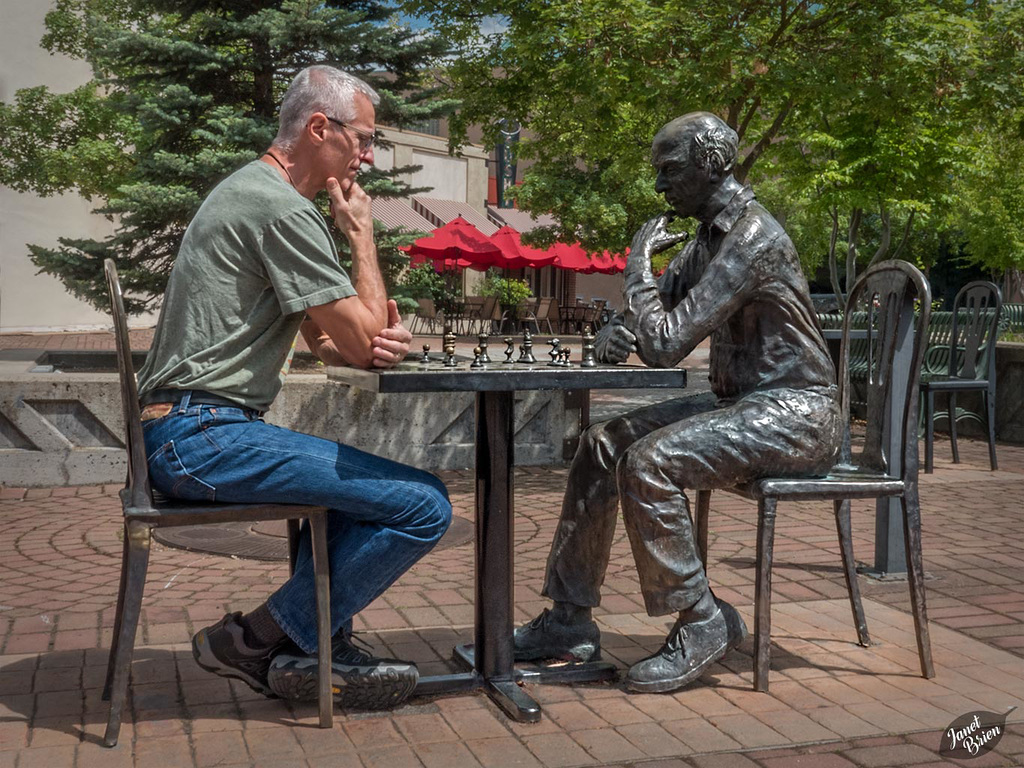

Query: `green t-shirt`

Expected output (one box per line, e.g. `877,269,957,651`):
137,161,356,411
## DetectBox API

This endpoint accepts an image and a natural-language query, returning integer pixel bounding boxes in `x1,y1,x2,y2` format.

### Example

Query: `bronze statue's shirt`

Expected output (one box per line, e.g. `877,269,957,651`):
624,186,835,401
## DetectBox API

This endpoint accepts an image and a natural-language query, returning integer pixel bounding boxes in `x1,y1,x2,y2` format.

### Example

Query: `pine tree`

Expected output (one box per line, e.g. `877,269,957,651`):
0,0,455,314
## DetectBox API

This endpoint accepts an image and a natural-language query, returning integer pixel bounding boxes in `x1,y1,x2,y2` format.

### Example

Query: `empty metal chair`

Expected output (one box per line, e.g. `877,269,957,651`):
695,260,935,692
100,260,333,746
921,280,1002,473
410,297,440,335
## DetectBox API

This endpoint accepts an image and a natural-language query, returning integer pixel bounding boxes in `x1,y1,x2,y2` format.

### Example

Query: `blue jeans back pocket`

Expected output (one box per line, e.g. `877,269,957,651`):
149,439,217,502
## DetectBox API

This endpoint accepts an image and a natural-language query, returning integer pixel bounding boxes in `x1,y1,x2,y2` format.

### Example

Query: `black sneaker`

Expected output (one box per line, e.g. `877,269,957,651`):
513,607,601,663
191,612,283,696
267,631,418,711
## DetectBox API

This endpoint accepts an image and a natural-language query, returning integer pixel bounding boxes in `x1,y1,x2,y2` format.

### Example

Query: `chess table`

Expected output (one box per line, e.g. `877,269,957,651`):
327,357,686,721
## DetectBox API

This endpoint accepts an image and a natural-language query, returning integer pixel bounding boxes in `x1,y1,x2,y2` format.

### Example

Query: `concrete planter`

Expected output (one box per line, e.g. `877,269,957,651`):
0,371,581,487
930,342,1024,444
994,342,1024,444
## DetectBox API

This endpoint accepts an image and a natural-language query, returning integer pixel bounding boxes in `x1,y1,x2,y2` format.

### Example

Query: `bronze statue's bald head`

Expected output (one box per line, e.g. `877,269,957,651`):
653,112,739,182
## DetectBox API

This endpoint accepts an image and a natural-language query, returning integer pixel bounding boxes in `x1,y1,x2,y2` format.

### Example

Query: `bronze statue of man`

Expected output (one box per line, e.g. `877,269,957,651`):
515,112,842,692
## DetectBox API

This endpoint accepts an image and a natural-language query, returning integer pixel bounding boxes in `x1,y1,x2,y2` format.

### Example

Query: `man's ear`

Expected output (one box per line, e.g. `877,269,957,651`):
306,113,329,146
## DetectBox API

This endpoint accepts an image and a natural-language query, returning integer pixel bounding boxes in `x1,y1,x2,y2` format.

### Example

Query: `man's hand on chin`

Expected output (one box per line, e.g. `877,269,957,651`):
371,299,412,369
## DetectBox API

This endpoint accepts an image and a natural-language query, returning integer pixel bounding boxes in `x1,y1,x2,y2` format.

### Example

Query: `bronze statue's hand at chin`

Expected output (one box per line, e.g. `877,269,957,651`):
629,212,689,262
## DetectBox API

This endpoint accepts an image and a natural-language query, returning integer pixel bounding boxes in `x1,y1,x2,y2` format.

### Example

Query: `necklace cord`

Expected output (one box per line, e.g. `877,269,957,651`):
263,150,296,189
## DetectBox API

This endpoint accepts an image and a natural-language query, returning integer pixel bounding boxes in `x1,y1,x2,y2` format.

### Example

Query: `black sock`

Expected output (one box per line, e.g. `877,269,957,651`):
239,603,287,649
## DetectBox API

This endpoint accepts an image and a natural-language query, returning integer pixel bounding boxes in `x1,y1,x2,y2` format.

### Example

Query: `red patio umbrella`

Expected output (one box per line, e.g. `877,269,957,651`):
581,249,627,274
405,216,502,271
489,226,558,270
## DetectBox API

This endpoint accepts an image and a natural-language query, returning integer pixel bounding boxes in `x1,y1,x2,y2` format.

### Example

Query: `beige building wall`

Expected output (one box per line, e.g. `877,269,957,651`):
0,0,125,332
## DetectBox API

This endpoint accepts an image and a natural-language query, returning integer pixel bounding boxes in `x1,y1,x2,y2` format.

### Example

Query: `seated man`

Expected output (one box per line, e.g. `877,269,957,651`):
137,65,452,709
515,112,841,693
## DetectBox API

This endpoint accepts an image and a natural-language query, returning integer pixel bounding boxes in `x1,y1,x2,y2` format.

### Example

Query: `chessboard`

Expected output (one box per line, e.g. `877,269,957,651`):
326,329,687,395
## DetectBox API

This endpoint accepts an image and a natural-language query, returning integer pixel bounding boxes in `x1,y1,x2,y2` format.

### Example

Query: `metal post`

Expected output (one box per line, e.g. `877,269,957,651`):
871,293,914,576
474,390,540,721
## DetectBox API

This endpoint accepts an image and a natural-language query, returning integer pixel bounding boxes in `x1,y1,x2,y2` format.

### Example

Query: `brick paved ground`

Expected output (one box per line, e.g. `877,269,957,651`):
1,331,1022,766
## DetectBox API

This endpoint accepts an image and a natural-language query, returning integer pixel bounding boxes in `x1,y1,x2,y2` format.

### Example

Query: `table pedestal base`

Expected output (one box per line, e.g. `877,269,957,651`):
446,644,618,721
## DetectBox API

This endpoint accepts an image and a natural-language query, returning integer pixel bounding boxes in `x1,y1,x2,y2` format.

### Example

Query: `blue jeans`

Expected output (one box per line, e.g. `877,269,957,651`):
142,391,452,652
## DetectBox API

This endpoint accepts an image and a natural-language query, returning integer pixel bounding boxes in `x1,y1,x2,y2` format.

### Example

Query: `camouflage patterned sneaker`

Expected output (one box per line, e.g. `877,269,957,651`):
191,612,283,696
267,631,418,711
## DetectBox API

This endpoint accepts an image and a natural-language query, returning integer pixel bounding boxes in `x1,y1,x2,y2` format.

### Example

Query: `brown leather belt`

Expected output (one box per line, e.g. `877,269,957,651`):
139,388,257,421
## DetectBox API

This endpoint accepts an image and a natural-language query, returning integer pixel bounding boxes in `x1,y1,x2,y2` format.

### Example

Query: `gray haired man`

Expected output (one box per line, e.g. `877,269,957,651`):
138,65,452,710
515,112,841,692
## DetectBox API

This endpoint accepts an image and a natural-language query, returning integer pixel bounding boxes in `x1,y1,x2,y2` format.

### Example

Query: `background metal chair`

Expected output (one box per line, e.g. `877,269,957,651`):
101,260,333,746
921,280,1002,473
410,297,440,335
695,260,935,692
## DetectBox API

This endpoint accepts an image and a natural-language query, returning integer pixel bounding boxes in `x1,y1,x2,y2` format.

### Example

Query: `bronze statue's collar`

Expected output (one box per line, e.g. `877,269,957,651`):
708,185,755,234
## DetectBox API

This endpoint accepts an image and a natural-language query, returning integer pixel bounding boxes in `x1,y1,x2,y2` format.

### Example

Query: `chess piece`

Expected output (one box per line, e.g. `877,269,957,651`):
443,325,456,352
478,333,491,364
471,346,485,369
547,338,562,367
503,337,516,364
559,347,572,367
443,340,457,368
581,324,598,368
518,329,537,364
420,344,431,365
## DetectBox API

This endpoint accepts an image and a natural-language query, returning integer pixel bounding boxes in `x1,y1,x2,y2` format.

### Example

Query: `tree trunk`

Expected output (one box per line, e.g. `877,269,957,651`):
252,38,275,119
827,206,843,309
1004,268,1024,303
846,207,862,292
889,210,916,263
868,204,891,267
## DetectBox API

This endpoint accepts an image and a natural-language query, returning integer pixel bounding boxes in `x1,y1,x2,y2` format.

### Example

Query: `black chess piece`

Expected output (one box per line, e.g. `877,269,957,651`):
547,338,562,367
559,347,572,367
478,333,491,364
503,337,515,364
470,346,484,369
420,344,431,365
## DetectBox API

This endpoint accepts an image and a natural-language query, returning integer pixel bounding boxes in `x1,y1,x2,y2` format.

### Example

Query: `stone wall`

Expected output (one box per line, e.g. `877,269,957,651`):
930,342,1024,444
0,374,581,487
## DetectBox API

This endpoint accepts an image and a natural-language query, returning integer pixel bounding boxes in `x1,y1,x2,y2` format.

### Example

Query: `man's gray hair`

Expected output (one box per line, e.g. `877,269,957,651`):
273,65,380,151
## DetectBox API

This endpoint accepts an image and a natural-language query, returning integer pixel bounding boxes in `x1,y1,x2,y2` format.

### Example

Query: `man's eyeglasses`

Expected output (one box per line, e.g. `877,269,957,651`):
326,116,376,152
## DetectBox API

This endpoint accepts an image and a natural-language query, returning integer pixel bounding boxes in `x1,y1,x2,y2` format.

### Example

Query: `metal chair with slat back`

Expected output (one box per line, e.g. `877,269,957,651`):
101,260,334,746
694,260,935,692
921,280,1002,473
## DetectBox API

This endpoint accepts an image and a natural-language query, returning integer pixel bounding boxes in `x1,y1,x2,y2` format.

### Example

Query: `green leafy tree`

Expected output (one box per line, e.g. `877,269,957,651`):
408,0,923,253
0,0,456,314
954,2,1024,302
409,0,1020,298
756,1,984,305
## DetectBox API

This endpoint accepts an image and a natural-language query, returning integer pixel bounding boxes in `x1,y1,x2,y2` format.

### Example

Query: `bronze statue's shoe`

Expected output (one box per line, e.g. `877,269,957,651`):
513,608,601,662
625,599,747,693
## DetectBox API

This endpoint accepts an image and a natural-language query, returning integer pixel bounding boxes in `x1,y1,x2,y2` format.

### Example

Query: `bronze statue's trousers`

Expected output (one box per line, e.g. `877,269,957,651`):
542,387,840,617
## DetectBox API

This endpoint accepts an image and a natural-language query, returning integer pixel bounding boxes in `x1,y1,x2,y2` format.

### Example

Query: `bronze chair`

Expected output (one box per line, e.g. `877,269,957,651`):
921,280,1002,473
695,260,935,692
101,260,333,746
